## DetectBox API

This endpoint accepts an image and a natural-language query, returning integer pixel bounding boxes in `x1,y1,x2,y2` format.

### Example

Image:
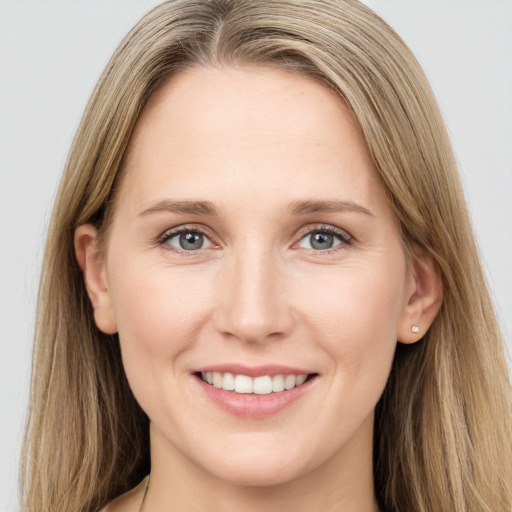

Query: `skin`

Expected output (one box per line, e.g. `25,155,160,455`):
76,66,442,511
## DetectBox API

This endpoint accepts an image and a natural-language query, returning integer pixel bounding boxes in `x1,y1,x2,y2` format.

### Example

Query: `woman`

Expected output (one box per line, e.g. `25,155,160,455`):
21,1,512,511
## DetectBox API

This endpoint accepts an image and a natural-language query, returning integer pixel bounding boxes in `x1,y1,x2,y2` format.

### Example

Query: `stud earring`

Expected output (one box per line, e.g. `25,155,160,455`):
411,325,420,333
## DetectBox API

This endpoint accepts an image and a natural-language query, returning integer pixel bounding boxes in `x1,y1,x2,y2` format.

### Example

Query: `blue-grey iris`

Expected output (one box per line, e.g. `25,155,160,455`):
180,232,204,250
310,232,334,250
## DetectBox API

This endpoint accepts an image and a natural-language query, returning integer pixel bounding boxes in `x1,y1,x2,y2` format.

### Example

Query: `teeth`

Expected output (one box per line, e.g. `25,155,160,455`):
222,372,235,391
212,372,222,388
234,375,252,393
200,372,310,394
253,376,273,395
296,374,307,386
284,374,296,390
272,375,285,392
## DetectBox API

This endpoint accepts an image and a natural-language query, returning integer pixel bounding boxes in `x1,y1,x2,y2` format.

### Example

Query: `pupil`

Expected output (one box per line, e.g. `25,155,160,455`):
311,232,333,250
179,232,203,250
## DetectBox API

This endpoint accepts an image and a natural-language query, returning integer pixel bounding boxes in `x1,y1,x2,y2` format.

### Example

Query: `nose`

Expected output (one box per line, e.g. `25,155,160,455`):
212,245,294,344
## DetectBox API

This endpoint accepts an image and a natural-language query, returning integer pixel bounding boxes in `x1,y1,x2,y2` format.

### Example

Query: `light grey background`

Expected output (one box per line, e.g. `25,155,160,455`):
1,1,511,510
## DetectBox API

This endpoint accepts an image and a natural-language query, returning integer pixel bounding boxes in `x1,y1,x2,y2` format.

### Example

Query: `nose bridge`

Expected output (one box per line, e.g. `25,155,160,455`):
213,239,292,343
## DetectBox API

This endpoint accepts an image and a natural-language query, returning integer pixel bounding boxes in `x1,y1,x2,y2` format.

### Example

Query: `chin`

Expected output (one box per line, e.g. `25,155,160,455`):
207,458,308,488
192,439,315,487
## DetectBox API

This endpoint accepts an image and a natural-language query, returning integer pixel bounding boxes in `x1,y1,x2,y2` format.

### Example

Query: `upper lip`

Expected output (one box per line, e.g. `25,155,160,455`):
193,364,316,378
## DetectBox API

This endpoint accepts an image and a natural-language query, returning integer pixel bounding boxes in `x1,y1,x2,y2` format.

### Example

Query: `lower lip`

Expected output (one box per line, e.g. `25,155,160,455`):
195,375,317,419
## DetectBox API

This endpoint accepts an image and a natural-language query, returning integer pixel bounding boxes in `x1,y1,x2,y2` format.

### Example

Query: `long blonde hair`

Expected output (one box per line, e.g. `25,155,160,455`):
21,1,512,511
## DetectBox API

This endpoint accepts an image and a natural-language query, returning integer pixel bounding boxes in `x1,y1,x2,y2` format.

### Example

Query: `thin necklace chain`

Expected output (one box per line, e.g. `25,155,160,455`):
137,472,381,511
139,474,150,512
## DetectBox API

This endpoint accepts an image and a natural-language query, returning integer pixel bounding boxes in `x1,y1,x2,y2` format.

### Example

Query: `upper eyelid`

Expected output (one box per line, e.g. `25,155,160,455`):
295,223,352,241
158,224,214,241
155,222,353,249
155,225,217,255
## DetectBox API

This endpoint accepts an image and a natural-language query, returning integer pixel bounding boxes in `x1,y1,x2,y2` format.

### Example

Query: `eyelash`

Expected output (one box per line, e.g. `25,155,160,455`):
155,224,353,255
295,224,352,254
156,225,213,253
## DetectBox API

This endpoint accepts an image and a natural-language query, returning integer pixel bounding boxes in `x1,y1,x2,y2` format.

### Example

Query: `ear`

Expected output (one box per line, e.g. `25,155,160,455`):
397,248,443,344
74,224,117,334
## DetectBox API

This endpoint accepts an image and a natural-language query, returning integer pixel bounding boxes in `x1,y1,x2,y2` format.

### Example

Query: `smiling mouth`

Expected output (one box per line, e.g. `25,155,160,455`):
197,372,317,395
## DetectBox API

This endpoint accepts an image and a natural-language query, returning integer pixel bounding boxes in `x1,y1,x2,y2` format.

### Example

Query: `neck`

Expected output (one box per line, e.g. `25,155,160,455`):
144,419,379,512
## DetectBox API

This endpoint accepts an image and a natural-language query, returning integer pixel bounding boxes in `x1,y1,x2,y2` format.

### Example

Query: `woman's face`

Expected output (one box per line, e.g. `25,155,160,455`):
92,66,418,486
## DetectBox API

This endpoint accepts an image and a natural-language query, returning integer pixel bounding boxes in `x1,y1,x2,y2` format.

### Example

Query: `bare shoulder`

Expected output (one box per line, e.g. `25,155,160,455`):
100,477,148,512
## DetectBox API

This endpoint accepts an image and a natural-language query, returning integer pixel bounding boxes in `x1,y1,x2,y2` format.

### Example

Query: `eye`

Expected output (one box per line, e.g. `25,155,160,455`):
297,227,351,251
160,228,214,251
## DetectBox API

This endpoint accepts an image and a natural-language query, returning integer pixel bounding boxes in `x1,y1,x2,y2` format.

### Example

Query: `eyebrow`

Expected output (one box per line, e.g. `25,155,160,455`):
137,198,373,218
288,199,374,216
138,199,219,217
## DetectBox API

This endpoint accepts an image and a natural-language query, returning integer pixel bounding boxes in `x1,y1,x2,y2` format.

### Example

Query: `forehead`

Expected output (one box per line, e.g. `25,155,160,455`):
116,65,385,217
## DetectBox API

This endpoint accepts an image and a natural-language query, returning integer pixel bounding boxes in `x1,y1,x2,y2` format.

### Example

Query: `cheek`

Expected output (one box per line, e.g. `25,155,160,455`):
106,255,213,381
297,261,405,392
302,260,404,328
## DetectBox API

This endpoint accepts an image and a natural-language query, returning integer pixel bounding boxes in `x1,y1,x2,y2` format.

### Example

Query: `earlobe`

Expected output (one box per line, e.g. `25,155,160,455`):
74,224,118,334
397,249,443,344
